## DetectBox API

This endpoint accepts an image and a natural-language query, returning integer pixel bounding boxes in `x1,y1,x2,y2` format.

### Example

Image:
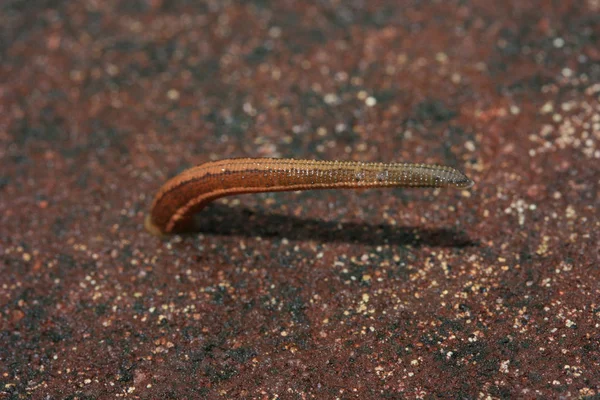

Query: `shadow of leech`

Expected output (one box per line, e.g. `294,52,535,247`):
176,203,478,248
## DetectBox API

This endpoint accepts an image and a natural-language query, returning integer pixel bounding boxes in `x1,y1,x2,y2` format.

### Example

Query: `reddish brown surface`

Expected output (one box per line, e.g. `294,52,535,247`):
1,0,599,398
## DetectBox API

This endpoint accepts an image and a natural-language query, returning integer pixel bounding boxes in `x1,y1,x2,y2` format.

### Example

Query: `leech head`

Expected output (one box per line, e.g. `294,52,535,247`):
451,172,475,189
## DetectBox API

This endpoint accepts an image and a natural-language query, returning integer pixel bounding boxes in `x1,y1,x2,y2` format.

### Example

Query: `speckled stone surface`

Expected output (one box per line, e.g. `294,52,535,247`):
1,1,599,398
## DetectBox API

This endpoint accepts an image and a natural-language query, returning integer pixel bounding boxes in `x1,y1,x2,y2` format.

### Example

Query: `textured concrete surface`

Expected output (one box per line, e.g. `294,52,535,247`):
1,0,599,398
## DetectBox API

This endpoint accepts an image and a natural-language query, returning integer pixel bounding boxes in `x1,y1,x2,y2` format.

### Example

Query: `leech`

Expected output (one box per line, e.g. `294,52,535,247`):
146,158,474,235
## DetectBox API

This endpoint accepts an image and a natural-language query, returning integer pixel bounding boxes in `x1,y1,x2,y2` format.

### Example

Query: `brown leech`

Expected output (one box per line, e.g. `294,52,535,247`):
146,158,474,235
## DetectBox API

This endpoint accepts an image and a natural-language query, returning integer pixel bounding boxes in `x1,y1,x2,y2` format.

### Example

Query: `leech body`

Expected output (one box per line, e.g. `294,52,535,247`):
146,158,474,235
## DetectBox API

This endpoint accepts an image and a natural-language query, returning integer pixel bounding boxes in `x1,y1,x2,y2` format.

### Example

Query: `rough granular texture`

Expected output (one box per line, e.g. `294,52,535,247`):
1,1,599,398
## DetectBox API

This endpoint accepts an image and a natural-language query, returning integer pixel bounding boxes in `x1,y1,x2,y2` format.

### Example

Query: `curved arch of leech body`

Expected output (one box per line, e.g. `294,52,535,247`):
150,159,458,209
